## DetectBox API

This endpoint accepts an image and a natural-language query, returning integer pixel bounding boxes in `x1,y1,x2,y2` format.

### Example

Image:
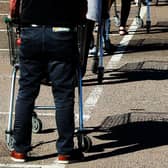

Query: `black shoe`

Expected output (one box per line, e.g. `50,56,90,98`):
91,57,98,74
104,40,116,54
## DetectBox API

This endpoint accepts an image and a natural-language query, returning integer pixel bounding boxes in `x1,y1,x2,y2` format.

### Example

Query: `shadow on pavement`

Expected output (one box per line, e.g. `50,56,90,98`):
28,153,57,162
83,60,168,86
22,112,168,162
121,39,168,54
129,21,168,35
83,112,168,162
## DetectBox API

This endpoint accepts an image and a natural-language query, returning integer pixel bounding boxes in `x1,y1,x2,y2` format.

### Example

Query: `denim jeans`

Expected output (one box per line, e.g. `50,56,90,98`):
13,26,78,154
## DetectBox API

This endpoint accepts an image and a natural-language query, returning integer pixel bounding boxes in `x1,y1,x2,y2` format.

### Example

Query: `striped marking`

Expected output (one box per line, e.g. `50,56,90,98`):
0,0,9,2
0,163,65,168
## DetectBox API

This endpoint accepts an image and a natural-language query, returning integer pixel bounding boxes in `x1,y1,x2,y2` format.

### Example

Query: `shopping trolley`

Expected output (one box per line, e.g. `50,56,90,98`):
4,17,92,152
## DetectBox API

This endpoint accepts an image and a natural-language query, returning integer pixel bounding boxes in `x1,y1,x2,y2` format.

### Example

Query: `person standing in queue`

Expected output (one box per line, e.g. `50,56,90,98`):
9,0,87,164
82,0,116,76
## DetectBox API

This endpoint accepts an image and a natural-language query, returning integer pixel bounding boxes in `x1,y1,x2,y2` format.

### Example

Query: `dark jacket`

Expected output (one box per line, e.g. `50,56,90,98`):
11,0,87,26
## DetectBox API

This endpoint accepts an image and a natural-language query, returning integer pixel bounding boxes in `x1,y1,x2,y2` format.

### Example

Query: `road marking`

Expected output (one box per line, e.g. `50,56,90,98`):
0,0,9,2
75,86,103,121
0,29,7,32
0,13,8,15
0,163,65,168
0,49,8,51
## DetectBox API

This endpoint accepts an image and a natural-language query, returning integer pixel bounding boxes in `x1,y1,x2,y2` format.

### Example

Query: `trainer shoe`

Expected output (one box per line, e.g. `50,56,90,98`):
88,46,97,56
10,150,27,162
56,149,84,164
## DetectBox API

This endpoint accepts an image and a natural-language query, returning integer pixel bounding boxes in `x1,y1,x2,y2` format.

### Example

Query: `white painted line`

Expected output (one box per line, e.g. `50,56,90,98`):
0,163,65,168
0,0,9,3
0,13,8,16
0,49,8,51
0,29,7,32
83,86,103,121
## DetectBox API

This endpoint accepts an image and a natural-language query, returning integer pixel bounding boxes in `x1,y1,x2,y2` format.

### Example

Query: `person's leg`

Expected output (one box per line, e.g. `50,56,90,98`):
49,60,75,154
46,29,78,155
119,0,131,35
81,19,95,76
103,17,116,53
13,27,45,154
103,0,116,53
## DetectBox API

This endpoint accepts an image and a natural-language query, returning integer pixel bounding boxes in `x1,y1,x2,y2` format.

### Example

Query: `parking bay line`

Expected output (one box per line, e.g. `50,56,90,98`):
0,163,65,168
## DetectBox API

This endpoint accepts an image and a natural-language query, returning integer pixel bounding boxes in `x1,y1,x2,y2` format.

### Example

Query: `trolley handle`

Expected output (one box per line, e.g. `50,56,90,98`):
3,17,12,24
4,16,21,66
4,16,20,24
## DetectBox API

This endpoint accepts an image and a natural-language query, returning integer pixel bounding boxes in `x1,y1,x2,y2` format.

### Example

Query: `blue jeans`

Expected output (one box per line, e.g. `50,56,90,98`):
13,26,78,154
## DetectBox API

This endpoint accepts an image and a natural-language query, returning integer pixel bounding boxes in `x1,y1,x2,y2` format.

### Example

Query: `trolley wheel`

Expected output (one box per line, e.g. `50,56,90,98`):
136,16,144,28
6,134,15,151
32,116,42,133
77,134,92,152
146,21,151,33
98,67,104,84
113,15,120,27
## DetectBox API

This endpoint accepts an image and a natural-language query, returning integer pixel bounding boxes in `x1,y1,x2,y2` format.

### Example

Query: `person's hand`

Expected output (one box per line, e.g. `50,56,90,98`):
9,0,20,21
79,0,88,21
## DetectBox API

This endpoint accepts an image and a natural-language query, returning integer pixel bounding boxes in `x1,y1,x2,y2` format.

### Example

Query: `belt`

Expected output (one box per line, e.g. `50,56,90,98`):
22,24,77,32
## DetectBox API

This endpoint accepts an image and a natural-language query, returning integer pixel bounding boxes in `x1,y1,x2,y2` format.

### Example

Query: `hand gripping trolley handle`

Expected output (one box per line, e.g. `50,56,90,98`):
4,18,93,152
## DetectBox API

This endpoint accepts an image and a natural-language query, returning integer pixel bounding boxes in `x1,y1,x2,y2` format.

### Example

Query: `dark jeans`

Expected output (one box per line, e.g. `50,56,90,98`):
13,26,78,154
120,0,131,27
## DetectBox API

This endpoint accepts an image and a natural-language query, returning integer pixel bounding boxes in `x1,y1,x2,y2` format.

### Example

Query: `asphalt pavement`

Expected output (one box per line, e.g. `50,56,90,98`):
0,0,168,167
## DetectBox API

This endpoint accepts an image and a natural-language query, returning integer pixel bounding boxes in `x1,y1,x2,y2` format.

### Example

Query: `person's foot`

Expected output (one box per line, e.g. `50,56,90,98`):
104,40,116,54
119,26,128,36
88,46,97,56
141,0,147,5
10,150,27,162
56,149,84,164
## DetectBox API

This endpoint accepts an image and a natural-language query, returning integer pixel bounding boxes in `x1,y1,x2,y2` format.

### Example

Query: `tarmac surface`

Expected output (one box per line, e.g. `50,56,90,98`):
0,0,168,167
